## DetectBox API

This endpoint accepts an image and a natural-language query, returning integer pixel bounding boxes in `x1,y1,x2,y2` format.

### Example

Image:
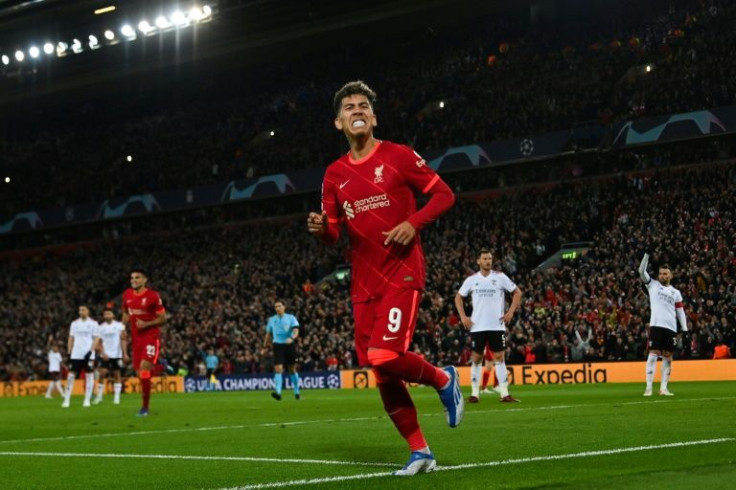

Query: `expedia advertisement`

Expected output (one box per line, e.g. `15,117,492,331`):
0,376,183,398
341,360,736,389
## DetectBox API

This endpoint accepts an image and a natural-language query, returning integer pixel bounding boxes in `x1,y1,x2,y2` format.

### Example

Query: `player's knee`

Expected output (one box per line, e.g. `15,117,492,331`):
372,367,390,384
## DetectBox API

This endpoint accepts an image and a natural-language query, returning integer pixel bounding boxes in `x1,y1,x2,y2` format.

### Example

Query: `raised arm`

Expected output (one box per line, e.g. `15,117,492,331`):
638,253,651,284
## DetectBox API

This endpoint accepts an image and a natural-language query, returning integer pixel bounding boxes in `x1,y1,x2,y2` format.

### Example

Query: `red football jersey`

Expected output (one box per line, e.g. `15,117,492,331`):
122,288,165,343
322,140,443,302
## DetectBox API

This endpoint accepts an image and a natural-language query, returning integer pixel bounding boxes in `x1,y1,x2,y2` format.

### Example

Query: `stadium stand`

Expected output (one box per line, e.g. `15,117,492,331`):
1,141,734,380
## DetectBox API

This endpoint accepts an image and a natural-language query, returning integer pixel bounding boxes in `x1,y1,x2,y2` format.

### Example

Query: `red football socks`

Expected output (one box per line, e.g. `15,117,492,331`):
140,370,151,410
377,378,427,451
482,369,490,390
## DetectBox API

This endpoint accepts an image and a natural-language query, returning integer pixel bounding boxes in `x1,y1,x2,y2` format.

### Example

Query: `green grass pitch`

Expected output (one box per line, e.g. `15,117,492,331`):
0,381,734,489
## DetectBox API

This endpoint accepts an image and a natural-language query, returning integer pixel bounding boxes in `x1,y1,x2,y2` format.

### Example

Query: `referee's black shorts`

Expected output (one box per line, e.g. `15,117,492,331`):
273,343,298,366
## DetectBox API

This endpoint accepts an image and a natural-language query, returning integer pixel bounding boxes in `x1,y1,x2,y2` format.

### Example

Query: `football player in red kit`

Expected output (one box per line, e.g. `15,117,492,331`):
122,268,165,416
307,80,463,476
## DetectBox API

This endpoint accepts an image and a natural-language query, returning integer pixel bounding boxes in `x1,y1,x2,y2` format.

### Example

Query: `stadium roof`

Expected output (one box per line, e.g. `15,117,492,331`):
0,0,521,106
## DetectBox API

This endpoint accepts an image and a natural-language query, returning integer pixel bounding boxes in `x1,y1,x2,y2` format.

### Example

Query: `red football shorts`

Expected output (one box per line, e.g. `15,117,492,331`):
132,338,160,371
353,288,421,366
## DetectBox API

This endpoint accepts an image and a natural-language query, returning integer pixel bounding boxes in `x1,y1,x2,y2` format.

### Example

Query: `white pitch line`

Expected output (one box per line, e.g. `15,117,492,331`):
259,416,379,427
0,451,395,468
0,396,732,446
215,437,736,490
0,425,251,445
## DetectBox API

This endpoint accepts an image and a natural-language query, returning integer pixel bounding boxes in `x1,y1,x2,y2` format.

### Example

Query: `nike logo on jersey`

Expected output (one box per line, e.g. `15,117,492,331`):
339,180,350,189
382,335,399,341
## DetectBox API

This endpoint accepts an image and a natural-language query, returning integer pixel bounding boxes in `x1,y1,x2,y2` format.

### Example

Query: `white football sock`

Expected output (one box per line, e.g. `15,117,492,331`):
84,373,95,402
645,353,658,389
660,357,672,391
494,361,509,397
470,361,482,397
64,374,76,403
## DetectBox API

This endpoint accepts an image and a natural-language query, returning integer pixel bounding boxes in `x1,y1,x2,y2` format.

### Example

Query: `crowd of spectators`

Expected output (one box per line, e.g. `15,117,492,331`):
1,149,733,381
2,0,735,218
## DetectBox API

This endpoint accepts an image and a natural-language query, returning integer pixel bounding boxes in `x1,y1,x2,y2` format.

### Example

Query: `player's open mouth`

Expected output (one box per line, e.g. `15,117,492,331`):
352,120,366,128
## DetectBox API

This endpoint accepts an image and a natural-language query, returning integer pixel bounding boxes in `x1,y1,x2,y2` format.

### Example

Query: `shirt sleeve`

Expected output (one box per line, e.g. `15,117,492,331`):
396,146,455,230
502,274,518,293
458,277,472,297
266,318,273,334
320,169,341,245
397,146,440,193
290,315,300,327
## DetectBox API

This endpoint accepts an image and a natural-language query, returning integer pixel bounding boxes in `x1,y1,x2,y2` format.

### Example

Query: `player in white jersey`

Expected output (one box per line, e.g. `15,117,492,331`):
94,309,128,405
62,306,100,408
638,254,688,396
455,249,522,403
44,342,65,398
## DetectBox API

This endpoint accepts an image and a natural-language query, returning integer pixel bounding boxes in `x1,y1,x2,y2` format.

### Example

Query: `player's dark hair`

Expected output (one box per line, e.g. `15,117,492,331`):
333,80,377,115
275,299,286,307
131,267,148,278
659,264,671,271
478,248,492,258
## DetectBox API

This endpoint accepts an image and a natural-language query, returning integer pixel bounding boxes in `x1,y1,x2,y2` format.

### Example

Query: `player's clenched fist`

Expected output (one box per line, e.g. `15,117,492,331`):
307,211,328,236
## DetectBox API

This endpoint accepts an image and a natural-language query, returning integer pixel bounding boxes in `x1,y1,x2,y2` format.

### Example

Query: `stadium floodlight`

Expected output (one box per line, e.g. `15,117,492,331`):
43,42,54,55
439,101,445,109
4,177,9,184
15,50,24,62
29,46,40,58
270,130,275,136
94,6,116,15
645,64,652,73
121,24,136,38
126,155,133,162
155,16,171,29
189,7,205,22
171,10,189,26
1,55,9,65
71,39,83,53
203,5,212,17
89,35,100,49
104,30,115,40
56,42,68,56
138,20,155,35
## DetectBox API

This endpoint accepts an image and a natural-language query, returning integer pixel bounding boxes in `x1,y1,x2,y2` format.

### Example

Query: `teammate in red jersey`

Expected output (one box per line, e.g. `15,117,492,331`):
121,268,166,416
307,80,464,476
